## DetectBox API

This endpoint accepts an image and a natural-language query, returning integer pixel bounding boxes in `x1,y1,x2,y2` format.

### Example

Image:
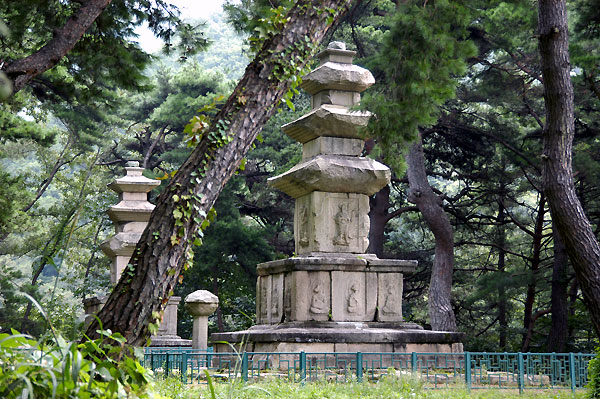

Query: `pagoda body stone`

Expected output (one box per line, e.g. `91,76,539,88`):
84,162,190,347
212,42,463,358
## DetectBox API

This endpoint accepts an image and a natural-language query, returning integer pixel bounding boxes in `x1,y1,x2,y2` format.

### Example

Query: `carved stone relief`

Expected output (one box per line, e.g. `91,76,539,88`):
270,273,284,324
309,280,329,315
298,205,309,247
286,271,330,321
331,271,376,321
346,280,361,313
377,273,403,322
333,201,353,246
295,192,369,254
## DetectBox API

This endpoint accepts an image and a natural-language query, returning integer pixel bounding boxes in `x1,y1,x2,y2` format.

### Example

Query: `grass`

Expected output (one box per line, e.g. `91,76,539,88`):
152,375,588,399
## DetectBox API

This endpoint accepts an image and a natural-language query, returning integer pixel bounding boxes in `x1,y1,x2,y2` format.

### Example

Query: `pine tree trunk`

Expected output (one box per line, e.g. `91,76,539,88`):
368,185,390,257
547,222,569,352
521,194,546,352
83,0,355,346
406,134,457,332
538,0,600,335
496,200,508,350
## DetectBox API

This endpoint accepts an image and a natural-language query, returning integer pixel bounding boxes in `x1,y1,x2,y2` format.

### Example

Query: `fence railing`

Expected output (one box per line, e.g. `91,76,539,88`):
142,349,595,392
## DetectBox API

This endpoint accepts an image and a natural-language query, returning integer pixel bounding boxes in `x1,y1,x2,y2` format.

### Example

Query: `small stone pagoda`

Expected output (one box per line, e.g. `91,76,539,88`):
212,42,463,353
84,161,190,347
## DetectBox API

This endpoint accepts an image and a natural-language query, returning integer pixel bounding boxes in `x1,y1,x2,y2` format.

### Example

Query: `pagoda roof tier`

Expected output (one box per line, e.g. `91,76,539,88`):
268,155,390,198
107,201,155,223
282,105,371,143
100,232,140,258
108,166,160,194
300,62,375,95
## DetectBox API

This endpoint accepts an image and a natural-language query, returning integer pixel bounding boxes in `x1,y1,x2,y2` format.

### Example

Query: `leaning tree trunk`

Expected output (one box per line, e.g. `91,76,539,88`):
406,133,457,332
538,0,600,336
84,0,355,346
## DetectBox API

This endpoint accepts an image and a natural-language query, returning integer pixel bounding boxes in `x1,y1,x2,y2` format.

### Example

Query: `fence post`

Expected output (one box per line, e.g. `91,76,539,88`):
465,352,471,391
300,351,307,384
181,352,188,384
241,352,249,382
356,352,363,382
411,352,417,374
166,353,170,376
517,352,524,394
569,352,577,393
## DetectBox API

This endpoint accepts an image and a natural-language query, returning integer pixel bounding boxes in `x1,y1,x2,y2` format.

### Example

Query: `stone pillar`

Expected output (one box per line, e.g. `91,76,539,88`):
185,290,218,350
84,161,190,346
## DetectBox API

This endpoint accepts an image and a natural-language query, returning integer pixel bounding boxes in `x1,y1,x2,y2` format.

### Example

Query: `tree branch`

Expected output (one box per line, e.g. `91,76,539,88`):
3,0,112,93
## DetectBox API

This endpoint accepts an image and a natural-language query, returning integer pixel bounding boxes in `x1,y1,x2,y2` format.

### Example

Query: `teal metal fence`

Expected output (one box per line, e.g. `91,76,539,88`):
142,349,595,392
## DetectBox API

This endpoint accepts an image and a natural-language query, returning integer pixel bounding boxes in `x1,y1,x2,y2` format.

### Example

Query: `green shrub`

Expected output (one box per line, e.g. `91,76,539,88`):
0,328,157,399
588,346,600,398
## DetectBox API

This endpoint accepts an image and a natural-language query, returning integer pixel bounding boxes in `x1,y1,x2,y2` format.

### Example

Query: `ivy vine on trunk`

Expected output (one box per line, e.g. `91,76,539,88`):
84,0,355,347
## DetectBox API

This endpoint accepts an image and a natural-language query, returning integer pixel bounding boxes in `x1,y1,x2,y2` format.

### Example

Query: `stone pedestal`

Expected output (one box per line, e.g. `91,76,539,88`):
83,161,190,347
185,290,219,350
212,42,462,354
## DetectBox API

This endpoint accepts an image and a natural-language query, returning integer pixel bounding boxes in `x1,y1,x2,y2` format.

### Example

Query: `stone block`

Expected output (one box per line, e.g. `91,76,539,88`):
110,255,133,285
269,155,390,199
117,221,148,233
331,271,376,321
294,192,369,254
312,90,361,108
398,343,457,353
257,255,417,275
316,46,356,65
334,343,393,353
303,137,364,159
270,273,284,324
158,296,180,336
282,105,371,144
83,295,107,326
256,275,269,324
287,271,331,322
377,273,403,322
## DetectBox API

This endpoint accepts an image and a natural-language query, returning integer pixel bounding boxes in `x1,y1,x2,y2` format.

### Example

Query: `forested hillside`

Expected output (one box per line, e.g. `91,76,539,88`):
1,0,599,353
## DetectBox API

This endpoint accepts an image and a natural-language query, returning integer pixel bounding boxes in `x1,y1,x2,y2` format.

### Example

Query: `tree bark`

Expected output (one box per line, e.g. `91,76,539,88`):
368,184,418,257
368,185,390,257
3,0,112,94
521,194,546,352
496,199,508,350
538,0,600,336
547,222,569,352
84,0,355,346
406,133,457,332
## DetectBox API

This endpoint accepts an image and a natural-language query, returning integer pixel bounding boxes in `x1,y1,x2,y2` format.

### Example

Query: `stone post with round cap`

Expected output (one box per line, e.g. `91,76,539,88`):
185,290,219,350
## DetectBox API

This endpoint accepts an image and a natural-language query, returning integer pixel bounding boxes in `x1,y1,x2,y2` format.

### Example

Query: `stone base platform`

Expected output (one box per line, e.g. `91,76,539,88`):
211,321,463,354
149,335,191,347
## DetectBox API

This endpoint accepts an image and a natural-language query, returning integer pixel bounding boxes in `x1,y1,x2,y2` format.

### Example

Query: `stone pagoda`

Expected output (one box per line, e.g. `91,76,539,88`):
212,42,463,353
84,161,190,347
